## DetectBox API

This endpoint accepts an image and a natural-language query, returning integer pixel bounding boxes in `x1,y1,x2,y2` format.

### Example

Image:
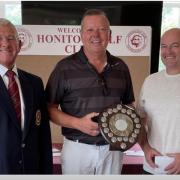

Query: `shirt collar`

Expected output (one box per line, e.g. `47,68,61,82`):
0,64,19,78
78,46,115,67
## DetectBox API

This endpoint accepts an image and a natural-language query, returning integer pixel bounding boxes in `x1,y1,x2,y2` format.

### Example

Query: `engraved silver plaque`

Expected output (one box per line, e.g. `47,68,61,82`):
99,104,141,151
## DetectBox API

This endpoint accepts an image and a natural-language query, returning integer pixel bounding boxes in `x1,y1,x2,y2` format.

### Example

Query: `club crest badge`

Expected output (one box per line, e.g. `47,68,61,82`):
35,110,41,126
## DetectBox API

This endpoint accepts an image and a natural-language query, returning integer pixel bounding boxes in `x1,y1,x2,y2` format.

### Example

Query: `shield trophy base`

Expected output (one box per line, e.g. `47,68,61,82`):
98,104,141,152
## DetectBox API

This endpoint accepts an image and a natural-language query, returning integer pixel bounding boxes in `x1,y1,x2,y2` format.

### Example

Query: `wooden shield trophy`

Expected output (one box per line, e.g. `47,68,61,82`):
98,104,141,151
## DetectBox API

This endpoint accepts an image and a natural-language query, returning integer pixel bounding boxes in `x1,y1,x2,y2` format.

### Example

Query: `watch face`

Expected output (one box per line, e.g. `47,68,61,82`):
98,104,141,151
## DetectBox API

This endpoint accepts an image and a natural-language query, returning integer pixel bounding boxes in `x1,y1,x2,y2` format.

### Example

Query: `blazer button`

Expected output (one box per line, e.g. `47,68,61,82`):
21,143,25,148
18,160,22,164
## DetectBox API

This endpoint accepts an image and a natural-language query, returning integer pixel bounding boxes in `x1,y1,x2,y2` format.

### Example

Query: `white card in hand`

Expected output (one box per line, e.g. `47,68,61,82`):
154,156,174,174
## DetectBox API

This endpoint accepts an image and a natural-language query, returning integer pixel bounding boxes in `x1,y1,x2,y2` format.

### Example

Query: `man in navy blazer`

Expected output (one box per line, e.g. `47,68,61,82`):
0,18,52,174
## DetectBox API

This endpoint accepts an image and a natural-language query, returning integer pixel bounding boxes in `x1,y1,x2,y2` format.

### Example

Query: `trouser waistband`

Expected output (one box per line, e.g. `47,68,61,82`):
66,137,109,146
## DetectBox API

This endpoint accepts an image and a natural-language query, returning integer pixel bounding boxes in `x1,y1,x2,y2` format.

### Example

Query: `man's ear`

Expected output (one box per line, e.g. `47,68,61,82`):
19,40,22,49
108,29,112,41
80,29,82,37
80,29,83,42
18,40,22,52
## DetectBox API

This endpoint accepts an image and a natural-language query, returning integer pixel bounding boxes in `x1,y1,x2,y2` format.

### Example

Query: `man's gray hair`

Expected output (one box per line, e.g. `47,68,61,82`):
81,9,110,27
0,18,19,38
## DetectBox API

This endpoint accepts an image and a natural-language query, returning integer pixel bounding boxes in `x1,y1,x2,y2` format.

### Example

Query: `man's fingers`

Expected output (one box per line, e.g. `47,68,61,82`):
91,112,99,118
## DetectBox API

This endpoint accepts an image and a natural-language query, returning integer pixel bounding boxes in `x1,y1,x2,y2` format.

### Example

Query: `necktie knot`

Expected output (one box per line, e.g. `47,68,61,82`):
6,70,16,79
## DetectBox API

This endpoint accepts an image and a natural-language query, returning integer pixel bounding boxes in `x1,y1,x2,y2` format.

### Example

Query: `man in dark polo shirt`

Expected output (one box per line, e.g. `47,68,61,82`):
46,9,134,174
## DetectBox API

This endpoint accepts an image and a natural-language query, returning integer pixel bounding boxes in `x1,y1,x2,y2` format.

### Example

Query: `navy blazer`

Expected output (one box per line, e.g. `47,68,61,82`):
0,69,52,174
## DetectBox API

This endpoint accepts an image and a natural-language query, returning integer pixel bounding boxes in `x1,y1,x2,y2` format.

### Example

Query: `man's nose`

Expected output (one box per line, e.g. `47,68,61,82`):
167,45,174,53
92,29,100,36
0,37,9,46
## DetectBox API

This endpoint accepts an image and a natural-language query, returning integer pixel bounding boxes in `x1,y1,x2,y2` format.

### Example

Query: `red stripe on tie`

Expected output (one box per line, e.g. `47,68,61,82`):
6,70,21,124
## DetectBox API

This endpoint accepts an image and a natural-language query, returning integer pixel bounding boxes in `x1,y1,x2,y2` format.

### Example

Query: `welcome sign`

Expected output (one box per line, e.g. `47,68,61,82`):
16,25,151,56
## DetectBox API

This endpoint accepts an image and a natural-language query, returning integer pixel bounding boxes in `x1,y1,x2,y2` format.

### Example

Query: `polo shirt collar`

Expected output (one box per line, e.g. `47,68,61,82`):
77,46,116,67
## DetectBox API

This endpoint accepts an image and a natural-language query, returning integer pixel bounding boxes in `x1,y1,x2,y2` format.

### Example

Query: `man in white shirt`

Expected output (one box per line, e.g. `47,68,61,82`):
137,28,180,174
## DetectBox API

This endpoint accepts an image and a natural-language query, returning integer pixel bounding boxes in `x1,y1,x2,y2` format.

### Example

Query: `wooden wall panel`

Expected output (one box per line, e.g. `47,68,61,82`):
17,55,150,143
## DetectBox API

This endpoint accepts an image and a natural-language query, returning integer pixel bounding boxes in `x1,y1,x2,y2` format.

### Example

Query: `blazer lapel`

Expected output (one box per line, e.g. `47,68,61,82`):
0,77,21,133
18,70,34,141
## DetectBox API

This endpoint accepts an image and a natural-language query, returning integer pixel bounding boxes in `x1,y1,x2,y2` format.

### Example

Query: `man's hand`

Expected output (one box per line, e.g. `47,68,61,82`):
78,112,100,136
143,143,161,168
165,153,180,174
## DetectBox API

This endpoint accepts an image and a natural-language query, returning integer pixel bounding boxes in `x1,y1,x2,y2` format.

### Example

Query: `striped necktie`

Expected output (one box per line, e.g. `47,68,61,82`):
6,70,21,124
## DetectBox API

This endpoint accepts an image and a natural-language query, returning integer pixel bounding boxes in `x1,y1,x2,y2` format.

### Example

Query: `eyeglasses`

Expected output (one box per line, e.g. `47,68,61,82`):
97,74,110,96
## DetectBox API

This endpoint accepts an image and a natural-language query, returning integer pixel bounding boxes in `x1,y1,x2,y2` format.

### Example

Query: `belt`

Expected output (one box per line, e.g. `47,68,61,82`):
66,137,108,146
